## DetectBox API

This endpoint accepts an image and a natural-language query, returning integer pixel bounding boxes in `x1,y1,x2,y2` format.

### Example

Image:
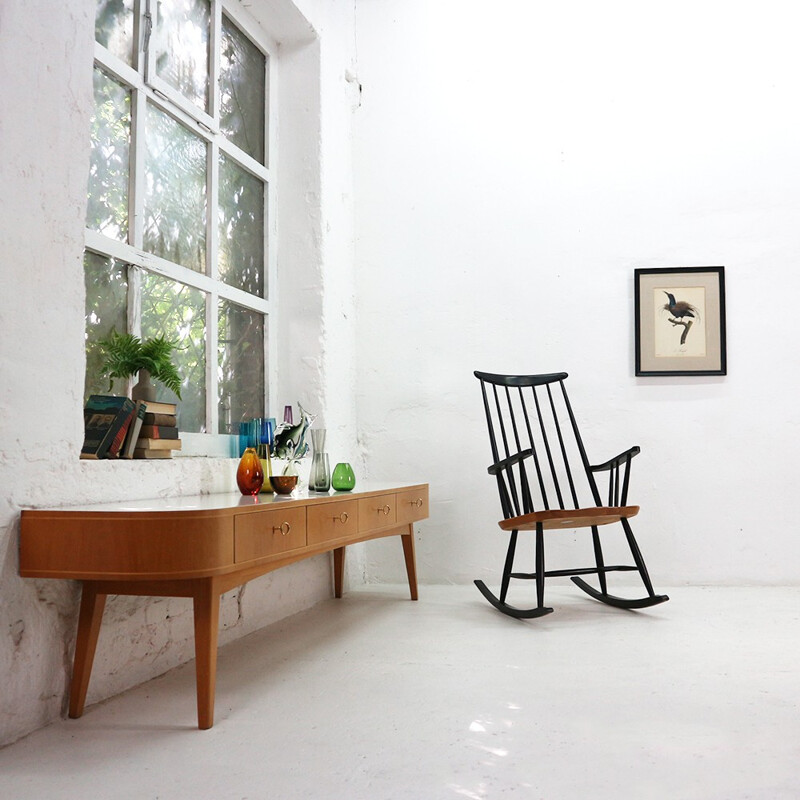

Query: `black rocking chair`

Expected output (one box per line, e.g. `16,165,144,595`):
474,371,669,619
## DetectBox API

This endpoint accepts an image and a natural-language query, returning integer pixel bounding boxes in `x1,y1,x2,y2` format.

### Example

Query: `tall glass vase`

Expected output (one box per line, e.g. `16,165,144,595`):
257,444,273,493
309,428,331,492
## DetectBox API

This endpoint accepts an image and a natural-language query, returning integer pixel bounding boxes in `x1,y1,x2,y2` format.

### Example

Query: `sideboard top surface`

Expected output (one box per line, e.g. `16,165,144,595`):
20,482,429,517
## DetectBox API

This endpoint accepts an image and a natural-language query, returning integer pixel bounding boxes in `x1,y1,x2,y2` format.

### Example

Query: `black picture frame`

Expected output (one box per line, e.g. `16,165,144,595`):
634,266,727,376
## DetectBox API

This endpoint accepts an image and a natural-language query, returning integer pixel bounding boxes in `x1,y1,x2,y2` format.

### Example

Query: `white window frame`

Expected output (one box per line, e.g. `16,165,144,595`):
88,0,278,456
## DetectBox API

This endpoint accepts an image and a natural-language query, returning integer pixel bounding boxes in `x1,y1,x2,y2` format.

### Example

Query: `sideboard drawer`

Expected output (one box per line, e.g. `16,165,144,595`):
396,487,429,525
357,493,397,532
306,499,359,546
234,506,307,563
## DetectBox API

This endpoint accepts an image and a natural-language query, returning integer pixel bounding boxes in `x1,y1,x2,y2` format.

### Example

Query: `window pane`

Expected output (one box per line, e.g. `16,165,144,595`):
141,273,207,432
155,0,210,112
144,103,207,272
218,155,264,296
95,0,135,66
218,300,264,435
88,68,130,241
220,16,266,163
84,251,128,400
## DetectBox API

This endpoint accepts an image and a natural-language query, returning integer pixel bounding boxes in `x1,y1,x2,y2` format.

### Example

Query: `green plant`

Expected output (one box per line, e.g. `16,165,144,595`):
98,329,183,399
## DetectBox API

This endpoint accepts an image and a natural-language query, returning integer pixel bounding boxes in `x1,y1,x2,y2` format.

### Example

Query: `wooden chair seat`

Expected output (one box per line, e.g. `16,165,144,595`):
499,505,639,532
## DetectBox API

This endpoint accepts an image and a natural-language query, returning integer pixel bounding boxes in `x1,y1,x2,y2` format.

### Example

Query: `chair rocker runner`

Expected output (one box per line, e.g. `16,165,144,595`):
474,371,668,619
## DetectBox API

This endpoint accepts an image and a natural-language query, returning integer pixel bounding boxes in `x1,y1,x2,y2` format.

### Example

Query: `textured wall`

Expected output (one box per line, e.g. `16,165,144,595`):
0,0,359,746
353,0,800,587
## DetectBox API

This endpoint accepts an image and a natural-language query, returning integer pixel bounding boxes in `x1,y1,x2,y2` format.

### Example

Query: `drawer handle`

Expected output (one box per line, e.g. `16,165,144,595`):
409,498,424,508
333,511,349,524
272,521,291,536
378,504,391,515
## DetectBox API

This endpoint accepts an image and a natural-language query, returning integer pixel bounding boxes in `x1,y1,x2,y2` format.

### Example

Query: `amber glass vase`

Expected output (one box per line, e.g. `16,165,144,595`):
237,447,264,495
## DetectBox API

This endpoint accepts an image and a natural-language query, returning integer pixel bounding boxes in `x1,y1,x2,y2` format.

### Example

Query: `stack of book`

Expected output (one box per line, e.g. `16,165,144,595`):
80,396,180,460
133,400,181,459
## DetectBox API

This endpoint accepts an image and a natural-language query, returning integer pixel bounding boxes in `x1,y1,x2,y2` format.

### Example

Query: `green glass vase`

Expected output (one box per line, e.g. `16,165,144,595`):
331,462,356,492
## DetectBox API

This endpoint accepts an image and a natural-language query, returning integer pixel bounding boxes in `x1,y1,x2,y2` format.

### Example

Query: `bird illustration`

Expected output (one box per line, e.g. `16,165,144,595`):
663,291,700,345
663,291,698,321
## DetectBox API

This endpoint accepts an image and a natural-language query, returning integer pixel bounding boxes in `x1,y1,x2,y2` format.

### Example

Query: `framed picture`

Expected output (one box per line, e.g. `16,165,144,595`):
634,266,727,376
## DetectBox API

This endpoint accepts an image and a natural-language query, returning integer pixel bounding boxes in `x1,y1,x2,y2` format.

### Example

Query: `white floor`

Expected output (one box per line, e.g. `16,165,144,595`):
1,584,798,799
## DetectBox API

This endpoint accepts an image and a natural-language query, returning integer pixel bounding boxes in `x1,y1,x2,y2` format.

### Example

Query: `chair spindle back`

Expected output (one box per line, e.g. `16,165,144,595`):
475,371,603,520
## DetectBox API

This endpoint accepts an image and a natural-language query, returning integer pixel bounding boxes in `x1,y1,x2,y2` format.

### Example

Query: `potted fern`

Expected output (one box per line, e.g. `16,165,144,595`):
97,329,182,402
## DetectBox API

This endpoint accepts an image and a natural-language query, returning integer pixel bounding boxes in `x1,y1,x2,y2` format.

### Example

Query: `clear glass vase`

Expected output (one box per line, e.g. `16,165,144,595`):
309,429,331,492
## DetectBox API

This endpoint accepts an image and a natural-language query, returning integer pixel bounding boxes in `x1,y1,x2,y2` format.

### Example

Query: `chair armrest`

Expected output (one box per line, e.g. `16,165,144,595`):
487,449,534,475
590,446,640,473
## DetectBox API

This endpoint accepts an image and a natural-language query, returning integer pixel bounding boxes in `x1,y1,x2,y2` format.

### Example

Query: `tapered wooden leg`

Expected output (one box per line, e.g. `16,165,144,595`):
401,525,418,601
69,582,107,719
192,579,220,730
333,546,345,598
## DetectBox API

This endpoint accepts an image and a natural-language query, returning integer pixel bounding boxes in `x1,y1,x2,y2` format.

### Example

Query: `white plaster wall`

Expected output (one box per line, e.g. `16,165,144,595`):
0,0,359,746
353,0,800,586
280,0,365,586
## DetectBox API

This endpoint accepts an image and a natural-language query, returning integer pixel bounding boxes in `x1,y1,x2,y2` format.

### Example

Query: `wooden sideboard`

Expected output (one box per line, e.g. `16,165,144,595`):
19,482,429,729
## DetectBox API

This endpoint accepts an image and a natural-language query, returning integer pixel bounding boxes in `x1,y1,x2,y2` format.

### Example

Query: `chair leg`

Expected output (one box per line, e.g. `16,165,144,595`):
572,517,669,609
474,525,553,619
590,525,608,596
535,522,546,609
620,517,657,597
499,530,518,603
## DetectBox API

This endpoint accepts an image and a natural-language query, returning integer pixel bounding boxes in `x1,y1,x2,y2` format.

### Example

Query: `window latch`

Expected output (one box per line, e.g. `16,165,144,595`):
143,9,153,55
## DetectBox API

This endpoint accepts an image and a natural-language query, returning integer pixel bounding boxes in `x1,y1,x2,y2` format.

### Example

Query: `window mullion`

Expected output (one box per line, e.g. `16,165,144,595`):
129,70,146,341
266,50,278,411
142,0,155,86
130,85,147,252
207,289,219,435
208,140,220,281
132,0,144,73
127,264,142,340
208,129,220,433
206,2,222,435
209,0,222,123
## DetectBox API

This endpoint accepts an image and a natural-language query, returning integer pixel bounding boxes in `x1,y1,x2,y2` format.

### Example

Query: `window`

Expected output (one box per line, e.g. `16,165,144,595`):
85,0,274,444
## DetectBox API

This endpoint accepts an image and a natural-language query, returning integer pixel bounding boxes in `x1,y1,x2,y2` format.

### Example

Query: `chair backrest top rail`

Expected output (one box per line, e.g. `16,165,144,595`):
474,371,568,388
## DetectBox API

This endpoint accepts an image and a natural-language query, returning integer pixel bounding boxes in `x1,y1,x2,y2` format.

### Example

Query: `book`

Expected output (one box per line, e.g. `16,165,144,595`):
133,448,174,459
106,404,137,458
141,400,177,415
138,424,178,440
121,401,147,459
135,438,182,451
80,395,136,459
142,412,177,426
